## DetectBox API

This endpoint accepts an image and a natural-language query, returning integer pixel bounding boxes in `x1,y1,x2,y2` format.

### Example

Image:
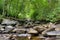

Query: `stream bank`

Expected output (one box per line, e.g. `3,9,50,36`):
0,18,60,40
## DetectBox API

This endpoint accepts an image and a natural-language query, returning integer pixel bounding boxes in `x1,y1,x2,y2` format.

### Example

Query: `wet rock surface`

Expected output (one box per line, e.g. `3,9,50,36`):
0,18,60,40
27,28,38,34
1,19,18,26
0,34,12,40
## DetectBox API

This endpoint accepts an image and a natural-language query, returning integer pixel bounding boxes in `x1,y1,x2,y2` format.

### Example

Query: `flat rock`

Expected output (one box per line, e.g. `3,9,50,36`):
0,34,11,40
27,28,38,34
13,28,27,33
1,19,18,25
33,25,45,33
3,26,14,33
16,34,31,37
47,31,60,35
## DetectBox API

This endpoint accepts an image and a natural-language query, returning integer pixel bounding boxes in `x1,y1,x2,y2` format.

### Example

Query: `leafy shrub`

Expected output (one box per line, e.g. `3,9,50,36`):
0,0,60,22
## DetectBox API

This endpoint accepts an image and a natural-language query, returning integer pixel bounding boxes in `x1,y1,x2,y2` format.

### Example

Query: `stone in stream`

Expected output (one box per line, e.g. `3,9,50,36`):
47,22,56,28
0,25,5,30
34,21,40,24
46,31,60,35
42,23,56,35
3,25,14,33
16,34,31,40
0,28,5,33
33,25,45,34
27,28,38,34
55,24,60,31
0,25,5,33
0,34,12,40
12,28,27,33
1,19,18,26
16,34,31,37
24,22,34,28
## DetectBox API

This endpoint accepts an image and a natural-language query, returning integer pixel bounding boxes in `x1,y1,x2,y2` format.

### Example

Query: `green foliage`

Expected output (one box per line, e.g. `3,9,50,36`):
0,0,60,22
0,0,3,14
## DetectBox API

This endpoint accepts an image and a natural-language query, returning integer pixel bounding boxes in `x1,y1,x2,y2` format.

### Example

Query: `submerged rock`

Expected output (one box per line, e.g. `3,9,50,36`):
47,22,56,28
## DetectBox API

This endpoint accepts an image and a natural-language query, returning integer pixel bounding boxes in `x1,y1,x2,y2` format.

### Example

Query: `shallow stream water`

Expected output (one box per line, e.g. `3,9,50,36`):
0,34,60,40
